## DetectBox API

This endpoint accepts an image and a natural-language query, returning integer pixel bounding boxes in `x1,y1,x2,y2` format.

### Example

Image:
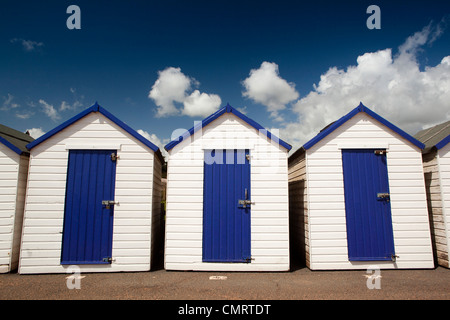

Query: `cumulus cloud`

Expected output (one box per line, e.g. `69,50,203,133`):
39,99,60,121
137,129,169,159
182,90,222,117
149,67,193,117
148,67,222,118
10,38,44,52
242,62,299,121
281,22,450,149
26,128,46,139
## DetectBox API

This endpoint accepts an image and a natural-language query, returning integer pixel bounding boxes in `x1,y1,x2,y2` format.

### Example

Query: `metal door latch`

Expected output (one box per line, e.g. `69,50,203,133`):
238,188,254,208
102,200,118,209
238,199,255,208
377,193,390,202
102,257,115,263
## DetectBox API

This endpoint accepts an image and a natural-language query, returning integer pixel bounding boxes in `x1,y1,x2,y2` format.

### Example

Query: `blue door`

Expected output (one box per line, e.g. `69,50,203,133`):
203,149,251,262
342,149,395,261
61,150,117,265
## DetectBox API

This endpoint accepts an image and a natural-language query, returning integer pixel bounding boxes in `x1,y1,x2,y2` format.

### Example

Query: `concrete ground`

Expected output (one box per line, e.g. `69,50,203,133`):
0,265,448,300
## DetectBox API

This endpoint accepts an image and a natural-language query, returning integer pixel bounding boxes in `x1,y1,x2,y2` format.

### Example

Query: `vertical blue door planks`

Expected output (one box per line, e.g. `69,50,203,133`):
342,149,396,261
61,150,117,264
203,149,251,262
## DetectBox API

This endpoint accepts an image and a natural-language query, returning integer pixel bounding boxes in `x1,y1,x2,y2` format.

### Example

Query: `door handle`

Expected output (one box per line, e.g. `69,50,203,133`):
238,188,255,208
238,200,255,208
377,193,390,202
102,200,118,209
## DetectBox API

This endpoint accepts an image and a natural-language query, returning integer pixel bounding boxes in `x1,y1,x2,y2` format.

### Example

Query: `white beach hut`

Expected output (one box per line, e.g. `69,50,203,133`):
0,124,34,273
288,103,434,270
18,103,164,274
164,104,292,271
414,121,450,268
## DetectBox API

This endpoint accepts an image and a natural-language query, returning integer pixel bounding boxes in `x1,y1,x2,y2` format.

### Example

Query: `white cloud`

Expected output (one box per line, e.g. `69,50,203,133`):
182,90,222,117
137,129,169,159
39,99,60,121
60,100,83,111
15,111,34,119
281,22,450,149
26,128,46,139
148,67,221,118
149,67,193,117
60,87,85,111
398,22,444,57
242,62,299,121
1,93,19,110
10,38,44,52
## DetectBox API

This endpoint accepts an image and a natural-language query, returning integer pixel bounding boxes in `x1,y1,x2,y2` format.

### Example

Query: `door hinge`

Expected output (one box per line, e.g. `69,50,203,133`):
244,257,254,263
111,153,119,161
390,254,399,262
374,150,387,155
102,257,115,263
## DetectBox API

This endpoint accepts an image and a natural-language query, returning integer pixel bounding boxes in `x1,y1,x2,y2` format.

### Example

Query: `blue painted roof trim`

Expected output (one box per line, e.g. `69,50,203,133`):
435,134,450,150
164,103,292,151
0,136,24,155
303,103,425,150
26,102,162,157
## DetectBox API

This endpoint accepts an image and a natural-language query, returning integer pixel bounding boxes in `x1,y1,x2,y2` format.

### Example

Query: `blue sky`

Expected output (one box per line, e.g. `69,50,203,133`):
1,0,450,153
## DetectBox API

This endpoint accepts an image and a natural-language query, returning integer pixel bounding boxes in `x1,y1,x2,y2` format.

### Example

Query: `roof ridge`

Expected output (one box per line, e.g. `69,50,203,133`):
164,104,292,151
302,103,424,150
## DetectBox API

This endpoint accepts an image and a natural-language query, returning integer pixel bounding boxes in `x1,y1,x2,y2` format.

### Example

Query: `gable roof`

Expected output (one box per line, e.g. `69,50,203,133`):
0,123,34,155
26,102,164,162
413,120,450,153
303,103,424,150
164,103,292,151
290,103,425,161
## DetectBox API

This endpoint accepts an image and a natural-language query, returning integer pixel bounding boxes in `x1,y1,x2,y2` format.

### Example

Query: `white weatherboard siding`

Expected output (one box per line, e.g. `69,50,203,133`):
165,114,290,271
438,143,450,267
19,113,158,274
0,144,29,273
306,113,434,270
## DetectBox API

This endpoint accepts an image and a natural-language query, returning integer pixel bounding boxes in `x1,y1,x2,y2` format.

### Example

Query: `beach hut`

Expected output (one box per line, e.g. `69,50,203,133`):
414,121,450,268
0,124,34,273
288,103,434,270
18,103,164,274
164,104,292,271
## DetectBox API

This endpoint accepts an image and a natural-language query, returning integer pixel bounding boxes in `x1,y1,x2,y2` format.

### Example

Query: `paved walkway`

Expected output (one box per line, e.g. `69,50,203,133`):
0,266,448,300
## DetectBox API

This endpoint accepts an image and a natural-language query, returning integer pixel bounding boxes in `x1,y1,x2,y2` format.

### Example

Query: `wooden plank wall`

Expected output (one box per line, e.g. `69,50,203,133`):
19,113,157,274
288,151,309,268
